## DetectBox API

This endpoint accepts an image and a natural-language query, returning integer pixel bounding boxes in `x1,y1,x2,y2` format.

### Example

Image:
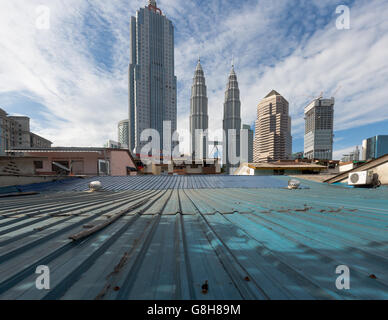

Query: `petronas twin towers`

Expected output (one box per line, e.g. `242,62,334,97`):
125,1,243,171
190,60,242,171
190,60,209,160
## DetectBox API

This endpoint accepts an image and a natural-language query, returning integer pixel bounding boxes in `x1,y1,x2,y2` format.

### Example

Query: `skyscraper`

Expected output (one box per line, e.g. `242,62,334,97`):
253,90,292,162
128,0,177,154
118,119,129,149
242,124,253,163
190,59,208,160
304,97,334,160
223,65,241,172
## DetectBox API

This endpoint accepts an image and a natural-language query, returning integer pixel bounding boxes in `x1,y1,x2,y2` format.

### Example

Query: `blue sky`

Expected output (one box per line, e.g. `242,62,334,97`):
0,0,387,159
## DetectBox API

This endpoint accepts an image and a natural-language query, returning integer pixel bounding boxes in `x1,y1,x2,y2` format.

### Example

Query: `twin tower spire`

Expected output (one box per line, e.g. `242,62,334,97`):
190,59,242,168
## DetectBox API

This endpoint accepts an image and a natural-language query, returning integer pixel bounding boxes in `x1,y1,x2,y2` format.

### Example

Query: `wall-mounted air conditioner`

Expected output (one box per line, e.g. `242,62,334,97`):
348,171,373,186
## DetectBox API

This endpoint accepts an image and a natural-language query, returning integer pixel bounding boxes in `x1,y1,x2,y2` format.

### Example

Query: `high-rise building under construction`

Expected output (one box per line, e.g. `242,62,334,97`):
304,97,335,160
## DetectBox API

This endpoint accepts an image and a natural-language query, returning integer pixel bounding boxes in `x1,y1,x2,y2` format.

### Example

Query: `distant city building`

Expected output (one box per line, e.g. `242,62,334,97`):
341,146,360,162
140,158,221,175
253,90,292,162
0,107,52,155
118,120,129,150
292,151,304,160
362,135,388,160
190,60,208,160
223,65,241,173
242,124,253,163
234,162,326,176
105,140,125,149
304,97,334,160
128,0,177,154
30,133,52,149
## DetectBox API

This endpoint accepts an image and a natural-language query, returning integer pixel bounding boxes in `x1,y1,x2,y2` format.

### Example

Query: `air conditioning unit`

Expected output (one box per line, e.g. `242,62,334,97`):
348,171,374,186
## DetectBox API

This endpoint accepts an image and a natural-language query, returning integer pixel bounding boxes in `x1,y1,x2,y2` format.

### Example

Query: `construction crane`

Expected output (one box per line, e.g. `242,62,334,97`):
308,86,342,101
302,91,324,102
331,85,342,98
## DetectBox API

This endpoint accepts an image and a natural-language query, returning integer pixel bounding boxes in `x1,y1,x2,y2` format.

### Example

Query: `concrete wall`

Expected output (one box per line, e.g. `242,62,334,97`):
110,150,136,176
339,163,355,173
374,162,388,184
0,158,36,175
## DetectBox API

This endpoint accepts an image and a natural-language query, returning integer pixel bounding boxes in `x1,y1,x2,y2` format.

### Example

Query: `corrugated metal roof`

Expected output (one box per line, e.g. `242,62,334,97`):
0,176,387,300
12,175,289,192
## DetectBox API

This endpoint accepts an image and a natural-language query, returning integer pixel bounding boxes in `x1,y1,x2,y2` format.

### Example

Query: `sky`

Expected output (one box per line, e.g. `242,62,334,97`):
0,0,387,160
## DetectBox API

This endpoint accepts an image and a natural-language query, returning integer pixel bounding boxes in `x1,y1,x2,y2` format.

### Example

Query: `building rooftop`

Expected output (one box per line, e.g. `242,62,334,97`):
247,163,327,170
326,154,388,184
29,133,53,144
0,176,387,300
7,147,126,153
264,90,281,98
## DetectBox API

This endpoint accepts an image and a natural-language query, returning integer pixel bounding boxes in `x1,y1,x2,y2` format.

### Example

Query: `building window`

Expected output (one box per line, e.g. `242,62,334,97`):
98,160,110,176
34,161,43,169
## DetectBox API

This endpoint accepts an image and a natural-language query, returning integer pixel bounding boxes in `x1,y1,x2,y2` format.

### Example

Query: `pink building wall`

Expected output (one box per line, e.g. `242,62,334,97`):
24,150,136,176
110,150,135,176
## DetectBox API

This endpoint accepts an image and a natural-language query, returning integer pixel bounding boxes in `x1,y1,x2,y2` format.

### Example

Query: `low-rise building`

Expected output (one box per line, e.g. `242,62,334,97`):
139,158,221,175
338,160,366,173
5,147,137,176
362,135,388,160
234,161,327,176
325,154,388,185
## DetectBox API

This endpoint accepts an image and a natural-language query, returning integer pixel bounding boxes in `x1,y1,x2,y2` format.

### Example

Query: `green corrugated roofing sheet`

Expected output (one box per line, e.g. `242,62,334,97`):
0,176,387,300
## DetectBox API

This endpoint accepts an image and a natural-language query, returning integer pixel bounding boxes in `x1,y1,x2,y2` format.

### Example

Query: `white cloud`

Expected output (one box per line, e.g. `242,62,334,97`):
0,0,135,146
174,0,388,154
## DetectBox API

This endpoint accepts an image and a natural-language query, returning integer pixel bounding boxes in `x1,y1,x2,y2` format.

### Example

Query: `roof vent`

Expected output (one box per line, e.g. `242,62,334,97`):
89,181,102,192
288,179,301,190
